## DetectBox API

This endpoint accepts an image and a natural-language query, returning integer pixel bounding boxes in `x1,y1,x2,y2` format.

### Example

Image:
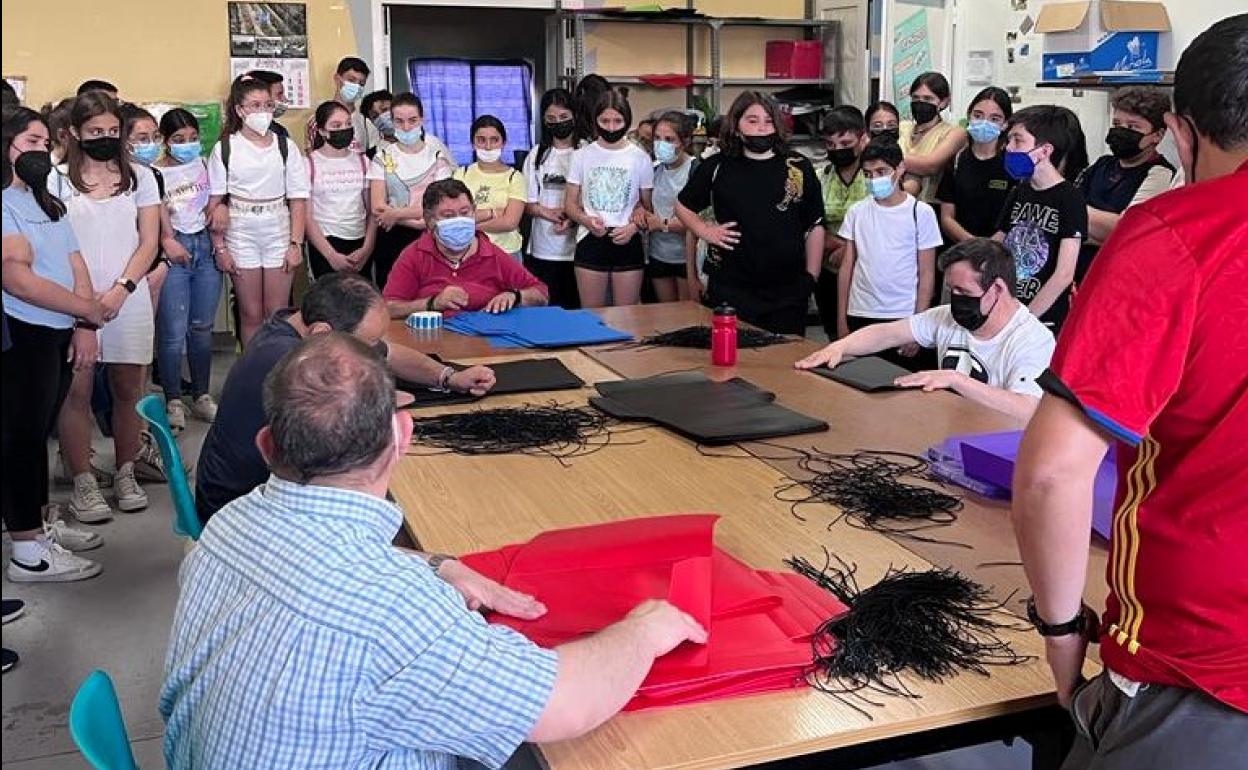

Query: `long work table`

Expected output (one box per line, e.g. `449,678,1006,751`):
386,302,1107,770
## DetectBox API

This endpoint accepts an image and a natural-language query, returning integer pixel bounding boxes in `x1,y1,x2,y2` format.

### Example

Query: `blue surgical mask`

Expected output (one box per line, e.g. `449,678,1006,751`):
170,142,201,164
131,142,160,165
967,119,1002,145
373,111,394,134
339,81,363,102
867,175,895,200
1004,149,1037,180
394,126,423,146
434,215,477,252
653,139,679,164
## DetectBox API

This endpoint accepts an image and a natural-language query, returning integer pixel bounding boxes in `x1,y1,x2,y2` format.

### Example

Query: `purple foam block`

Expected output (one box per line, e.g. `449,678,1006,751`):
951,431,1118,542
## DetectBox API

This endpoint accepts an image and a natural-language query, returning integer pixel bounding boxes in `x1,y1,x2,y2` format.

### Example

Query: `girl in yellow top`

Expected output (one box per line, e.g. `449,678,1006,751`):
897,72,967,203
453,115,526,261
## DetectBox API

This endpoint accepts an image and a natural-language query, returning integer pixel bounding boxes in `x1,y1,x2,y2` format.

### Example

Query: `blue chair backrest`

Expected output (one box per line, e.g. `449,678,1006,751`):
135,393,202,540
69,670,139,770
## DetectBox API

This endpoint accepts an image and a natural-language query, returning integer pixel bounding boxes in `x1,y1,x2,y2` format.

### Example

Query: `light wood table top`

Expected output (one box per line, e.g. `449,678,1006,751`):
388,346,1075,770
387,303,1109,615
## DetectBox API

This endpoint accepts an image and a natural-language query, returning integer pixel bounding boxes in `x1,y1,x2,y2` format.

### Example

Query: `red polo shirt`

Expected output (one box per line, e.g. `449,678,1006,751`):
1039,160,1248,711
382,232,547,310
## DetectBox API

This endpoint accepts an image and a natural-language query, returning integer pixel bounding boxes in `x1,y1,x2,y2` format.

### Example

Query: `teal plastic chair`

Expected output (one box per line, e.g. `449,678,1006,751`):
136,393,202,540
69,670,139,770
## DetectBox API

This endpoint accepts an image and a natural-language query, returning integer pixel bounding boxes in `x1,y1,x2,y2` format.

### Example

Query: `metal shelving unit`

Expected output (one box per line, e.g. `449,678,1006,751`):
554,12,837,115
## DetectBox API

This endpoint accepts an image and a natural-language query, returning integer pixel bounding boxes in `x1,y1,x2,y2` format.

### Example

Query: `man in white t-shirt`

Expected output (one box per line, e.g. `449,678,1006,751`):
798,238,1055,423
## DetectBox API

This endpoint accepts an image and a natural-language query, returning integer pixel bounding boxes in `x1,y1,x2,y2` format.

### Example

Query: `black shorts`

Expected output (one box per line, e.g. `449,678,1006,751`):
647,259,686,280
574,232,644,273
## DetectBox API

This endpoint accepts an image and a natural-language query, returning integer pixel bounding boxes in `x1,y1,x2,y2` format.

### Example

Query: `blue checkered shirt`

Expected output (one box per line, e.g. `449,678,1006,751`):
160,476,558,770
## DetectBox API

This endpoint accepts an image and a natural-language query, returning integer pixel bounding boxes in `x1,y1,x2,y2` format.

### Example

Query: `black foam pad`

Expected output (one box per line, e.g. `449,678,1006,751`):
811,356,912,392
399,357,586,408
591,372,827,445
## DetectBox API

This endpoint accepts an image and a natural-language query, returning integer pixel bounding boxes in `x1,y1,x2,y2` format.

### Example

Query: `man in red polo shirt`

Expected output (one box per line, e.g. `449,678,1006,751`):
1012,15,1248,768
383,179,548,316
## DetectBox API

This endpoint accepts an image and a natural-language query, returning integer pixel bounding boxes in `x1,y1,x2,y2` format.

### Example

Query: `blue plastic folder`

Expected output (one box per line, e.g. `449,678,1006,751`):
445,307,633,348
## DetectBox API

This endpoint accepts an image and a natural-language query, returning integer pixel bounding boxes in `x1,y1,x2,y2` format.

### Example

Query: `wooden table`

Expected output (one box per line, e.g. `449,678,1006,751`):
386,304,1103,770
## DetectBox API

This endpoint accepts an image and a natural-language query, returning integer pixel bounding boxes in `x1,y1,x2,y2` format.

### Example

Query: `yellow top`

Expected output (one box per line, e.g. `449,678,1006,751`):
452,163,527,254
899,119,959,203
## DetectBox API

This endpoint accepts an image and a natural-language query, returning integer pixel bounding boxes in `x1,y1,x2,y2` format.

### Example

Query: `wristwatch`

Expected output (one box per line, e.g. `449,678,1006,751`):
427,553,457,573
1027,597,1097,638
114,277,137,294
509,289,522,306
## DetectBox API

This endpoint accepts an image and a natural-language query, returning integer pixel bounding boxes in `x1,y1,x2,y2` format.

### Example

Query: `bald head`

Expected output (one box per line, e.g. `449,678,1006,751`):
262,333,396,483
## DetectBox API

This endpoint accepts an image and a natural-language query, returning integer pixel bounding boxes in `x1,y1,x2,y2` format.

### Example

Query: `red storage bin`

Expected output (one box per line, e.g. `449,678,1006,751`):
765,40,823,79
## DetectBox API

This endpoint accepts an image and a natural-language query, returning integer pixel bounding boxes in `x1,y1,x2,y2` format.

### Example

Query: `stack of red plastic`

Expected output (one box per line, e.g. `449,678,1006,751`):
461,514,847,711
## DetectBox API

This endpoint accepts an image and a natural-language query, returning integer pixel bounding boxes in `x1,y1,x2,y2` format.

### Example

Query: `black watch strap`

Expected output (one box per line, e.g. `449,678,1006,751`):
427,553,457,572
510,289,522,305
1027,597,1096,637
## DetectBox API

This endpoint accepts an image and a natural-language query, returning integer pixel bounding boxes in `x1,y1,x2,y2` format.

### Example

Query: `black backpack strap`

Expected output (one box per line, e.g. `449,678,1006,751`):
150,166,166,199
221,134,231,175
277,132,289,166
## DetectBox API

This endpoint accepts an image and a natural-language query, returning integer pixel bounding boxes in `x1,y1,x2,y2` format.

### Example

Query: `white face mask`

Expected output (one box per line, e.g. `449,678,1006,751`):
476,147,502,164
244,111,273,136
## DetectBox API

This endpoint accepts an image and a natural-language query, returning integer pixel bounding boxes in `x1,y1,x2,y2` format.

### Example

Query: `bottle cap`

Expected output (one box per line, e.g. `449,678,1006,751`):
714,304,736,316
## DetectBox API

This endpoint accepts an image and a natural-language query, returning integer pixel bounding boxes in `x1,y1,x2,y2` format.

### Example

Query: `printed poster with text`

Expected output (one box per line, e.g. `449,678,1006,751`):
892,9,932,121
228,2,310,108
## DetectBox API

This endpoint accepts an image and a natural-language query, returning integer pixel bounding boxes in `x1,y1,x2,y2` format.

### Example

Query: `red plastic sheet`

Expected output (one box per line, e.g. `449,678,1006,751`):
461,515,848,710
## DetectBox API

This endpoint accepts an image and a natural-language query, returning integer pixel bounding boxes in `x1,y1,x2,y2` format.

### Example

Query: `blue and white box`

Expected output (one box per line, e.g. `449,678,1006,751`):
1036,0,1171,80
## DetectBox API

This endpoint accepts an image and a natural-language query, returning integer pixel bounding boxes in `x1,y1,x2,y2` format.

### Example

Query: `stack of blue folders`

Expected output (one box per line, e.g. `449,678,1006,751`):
443,307,634,348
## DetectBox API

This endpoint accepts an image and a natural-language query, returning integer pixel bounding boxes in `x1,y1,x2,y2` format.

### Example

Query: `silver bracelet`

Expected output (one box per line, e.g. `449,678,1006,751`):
435,366,455,392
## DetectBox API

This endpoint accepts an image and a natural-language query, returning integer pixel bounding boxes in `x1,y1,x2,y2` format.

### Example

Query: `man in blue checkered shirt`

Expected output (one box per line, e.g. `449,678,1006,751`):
160,333,706,769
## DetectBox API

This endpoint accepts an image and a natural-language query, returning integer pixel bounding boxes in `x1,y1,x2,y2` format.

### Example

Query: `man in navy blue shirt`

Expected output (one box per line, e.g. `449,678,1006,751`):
195,273,495,524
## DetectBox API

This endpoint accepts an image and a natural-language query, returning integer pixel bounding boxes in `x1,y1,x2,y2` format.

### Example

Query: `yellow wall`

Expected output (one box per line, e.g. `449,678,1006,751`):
2,0,359,132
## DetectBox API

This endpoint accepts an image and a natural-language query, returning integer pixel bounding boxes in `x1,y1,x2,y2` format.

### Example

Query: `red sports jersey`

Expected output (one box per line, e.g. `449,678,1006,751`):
1040,160,1248,711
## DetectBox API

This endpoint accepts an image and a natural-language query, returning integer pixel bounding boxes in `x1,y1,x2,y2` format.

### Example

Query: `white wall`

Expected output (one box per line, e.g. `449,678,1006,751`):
1159,0,1248,66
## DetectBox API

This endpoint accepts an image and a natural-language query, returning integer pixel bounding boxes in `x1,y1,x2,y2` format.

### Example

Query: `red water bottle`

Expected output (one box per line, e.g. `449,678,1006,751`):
711,305,738,367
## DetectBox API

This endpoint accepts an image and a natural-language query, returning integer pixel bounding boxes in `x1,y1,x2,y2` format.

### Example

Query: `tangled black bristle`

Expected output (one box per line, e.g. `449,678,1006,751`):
409,402,636,464
787,549,1032,717
630,325,792,350
777,449,965,546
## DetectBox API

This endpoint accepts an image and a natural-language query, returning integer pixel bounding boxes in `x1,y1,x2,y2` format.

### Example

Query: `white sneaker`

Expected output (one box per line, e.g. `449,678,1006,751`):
166,399,188,434
191,394,218,423
113,462,148,513
43,511,103,553
54,450,114,487
69,474,114,524
7,541,102,583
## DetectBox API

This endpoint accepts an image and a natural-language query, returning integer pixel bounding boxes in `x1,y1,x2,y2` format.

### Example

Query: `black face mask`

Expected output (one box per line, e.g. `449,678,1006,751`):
910,100,940,125
14,150,53,189
742,133,777,153
547,119,575,140
950,290,999,332
1106,126,1146,160
828,147,858,169
326,128,354,150
79,136,122,162
597,125,627,143
871,127,900,141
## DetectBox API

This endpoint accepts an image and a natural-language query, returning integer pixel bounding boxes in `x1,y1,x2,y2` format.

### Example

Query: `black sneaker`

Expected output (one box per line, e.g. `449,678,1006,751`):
2,598,24,624
1,647,17,673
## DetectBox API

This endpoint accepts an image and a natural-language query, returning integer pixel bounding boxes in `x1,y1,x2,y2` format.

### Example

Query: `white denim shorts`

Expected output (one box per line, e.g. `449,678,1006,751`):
226,200,290,270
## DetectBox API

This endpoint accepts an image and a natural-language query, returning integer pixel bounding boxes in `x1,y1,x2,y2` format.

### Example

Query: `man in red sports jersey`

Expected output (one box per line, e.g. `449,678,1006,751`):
1012,14,1248,768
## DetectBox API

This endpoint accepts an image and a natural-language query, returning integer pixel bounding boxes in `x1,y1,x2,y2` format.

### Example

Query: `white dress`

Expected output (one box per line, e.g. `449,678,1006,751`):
53,164,160,364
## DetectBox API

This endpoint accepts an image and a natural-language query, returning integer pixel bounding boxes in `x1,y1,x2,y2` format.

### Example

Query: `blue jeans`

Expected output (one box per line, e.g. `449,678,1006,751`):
156,230,221,401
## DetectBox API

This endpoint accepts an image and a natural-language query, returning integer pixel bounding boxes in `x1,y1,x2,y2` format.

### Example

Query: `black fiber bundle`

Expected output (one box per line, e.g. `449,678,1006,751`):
409,402,629,464
787,549,1032,717
776,450,964,545
635,325,791,349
